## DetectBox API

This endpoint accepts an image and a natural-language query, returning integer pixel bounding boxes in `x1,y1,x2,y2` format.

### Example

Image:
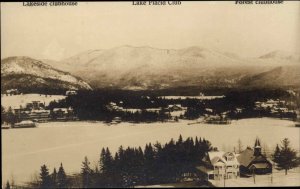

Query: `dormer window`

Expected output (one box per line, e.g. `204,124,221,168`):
226,154,234,161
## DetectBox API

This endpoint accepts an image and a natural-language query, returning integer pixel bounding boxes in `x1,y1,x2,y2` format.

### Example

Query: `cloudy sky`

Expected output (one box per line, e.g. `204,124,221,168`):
1,1,299,60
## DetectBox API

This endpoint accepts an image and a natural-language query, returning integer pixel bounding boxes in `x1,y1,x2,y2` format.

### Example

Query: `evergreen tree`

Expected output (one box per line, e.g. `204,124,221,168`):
81,156,92,188
39,164,52,189
5,181,10,189
273,144,281,161
273,138,299,175
100,148,114,174
51,168,57,188
6,107,16,125
57,163,68,188
144,143,155,184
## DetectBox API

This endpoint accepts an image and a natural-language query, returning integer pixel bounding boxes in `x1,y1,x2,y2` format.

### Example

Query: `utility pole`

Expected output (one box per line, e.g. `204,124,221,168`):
252,168,256,184
224,166,227,187
271,163,274,184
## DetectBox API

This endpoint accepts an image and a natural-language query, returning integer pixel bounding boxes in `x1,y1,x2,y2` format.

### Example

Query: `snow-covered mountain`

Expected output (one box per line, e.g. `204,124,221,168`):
3,46,299,92
259,50,300,62
52,46,299,90
1,56,92,93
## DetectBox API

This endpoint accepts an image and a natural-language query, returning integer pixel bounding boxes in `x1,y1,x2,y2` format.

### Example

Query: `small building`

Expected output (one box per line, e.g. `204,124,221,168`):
167,104,183,111
237,138,272,175
205,108,214,113
204,115,231,124
6,89,19,95
66,90,77,96
52,107,76,121
12,120,36,128
26,101,45,110
27,109,51,122
197,151,240,180
106,102,124,112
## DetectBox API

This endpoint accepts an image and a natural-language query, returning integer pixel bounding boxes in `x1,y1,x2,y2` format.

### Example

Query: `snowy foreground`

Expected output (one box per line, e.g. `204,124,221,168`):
211,168,300,187
136,168,300,187
2,118,299,185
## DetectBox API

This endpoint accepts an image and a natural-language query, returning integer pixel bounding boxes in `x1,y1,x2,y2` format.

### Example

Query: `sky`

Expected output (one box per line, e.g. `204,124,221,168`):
1,1,300,60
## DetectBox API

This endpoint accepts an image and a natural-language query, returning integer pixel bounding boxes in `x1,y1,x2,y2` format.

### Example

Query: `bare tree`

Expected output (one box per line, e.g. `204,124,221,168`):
237,139,243,153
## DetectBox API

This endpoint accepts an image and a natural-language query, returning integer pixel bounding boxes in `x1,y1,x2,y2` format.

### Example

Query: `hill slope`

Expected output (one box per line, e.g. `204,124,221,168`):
1,56,92,93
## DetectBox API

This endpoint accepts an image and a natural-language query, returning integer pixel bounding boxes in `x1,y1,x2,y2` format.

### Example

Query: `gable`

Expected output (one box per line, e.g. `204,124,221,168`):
237,149,255,167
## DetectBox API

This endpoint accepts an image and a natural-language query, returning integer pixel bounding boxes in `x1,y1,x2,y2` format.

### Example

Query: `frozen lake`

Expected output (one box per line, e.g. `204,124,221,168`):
2,118,299,185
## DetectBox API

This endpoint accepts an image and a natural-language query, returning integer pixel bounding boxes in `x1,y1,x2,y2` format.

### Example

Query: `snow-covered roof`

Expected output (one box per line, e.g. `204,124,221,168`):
208,151,239,166
31,109,50,113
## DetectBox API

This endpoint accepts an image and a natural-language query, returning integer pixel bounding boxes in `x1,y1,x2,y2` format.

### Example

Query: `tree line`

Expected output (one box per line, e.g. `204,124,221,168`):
22,135,213,188
2,88,297,125
5,137,300,189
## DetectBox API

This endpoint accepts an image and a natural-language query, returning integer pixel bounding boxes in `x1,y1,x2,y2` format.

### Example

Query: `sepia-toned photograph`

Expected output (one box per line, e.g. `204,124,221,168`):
1,1,300,188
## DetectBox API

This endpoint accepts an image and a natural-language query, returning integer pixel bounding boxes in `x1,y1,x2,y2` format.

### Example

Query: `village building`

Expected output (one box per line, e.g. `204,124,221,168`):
167,104,183,111
12,101,50,122
52,107,76,121
167,104,186,119
5,89,19,95
204,114,231,124
27,109,51,122
237,138,272,175
66,90,77,96
12,120,36,128
196,151,240,180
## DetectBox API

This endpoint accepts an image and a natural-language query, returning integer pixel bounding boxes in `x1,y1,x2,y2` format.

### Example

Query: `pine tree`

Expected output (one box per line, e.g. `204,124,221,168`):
177,135,183,146
51,168,57,188
273,138,298,175
81,156,92,188
273,144,280,161
6,107,16,125
144,143,155,184
57,163,67,188
39,164,52,189
5,181,10,189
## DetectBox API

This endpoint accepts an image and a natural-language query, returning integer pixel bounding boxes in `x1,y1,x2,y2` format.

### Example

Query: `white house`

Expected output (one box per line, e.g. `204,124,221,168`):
66,90,77,96
197,151,240,180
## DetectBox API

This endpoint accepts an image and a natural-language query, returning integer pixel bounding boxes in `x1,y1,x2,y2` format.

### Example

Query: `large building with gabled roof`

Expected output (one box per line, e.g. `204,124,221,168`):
196,151,240,180
237,138,273,175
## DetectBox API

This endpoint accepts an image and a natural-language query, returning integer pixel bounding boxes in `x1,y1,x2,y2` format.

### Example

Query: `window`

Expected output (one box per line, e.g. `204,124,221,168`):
226,154,234,161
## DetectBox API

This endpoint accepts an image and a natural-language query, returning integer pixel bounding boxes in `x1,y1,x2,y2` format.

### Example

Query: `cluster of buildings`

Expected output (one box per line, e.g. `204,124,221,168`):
203,111,231,124
106,102,187,121
106,101,236,124
12,100,76,123
4,89,20,96
197,138,273,181
254,99,295,115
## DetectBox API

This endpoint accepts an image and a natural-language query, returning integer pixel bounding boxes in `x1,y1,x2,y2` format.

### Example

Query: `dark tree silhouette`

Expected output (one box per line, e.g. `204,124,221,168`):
51,168,57,188
81,156,92,188
39,165,53,189
273,138,299,175
57,163,68,188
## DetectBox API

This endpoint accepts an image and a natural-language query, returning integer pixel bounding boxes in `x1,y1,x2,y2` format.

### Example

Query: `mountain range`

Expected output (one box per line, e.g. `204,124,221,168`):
1,46,300,93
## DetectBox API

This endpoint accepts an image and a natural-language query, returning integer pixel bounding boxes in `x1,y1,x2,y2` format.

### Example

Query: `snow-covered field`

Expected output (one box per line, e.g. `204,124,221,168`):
211,168,300,187
2,118,299,185
1,94,66,110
